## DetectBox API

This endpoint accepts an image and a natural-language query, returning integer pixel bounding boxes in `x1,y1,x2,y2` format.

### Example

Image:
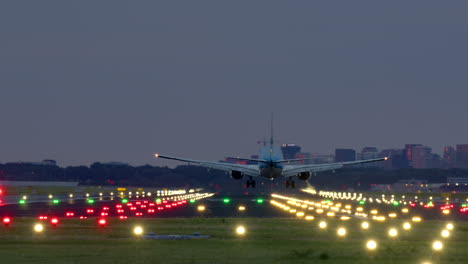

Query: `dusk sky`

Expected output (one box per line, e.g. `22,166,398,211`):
1,1,467,167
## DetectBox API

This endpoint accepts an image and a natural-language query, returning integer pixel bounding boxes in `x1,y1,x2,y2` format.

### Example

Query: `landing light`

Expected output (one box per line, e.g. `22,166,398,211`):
154,153,159,158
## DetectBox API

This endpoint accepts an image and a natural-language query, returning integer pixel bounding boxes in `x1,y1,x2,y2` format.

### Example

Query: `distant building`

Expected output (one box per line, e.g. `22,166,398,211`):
294,152,312,164
379,149,409,169
335,149,356,162
411,145,433,169
456,144,468,168
7,159,57,166
281,144,301,160
443,146,456,168
405,144,423,168
359,147,380,168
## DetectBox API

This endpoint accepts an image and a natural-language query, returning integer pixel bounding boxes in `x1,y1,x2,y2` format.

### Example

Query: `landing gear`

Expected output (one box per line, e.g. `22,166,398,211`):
285,178,296,188
246,177,256,188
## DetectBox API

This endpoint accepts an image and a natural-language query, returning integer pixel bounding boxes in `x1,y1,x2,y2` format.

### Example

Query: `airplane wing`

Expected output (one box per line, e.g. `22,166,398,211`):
282,157,387,178
154,154,260,177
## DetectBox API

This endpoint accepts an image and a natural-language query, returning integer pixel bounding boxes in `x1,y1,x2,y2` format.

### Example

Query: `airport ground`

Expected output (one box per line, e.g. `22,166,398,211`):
0,189,468,263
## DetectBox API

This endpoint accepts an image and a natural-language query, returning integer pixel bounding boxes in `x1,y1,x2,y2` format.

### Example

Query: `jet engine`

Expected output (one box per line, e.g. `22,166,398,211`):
231,170,244,180
297,172,311,180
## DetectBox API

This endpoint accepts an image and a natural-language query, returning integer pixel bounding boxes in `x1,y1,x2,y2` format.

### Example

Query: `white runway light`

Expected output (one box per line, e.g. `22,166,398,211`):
236,225,246,236
133,226,143,236
366,240,377,251
34,223,44,233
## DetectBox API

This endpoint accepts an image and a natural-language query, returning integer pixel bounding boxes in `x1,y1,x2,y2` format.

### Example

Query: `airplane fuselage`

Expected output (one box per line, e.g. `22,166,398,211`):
259,166,283,179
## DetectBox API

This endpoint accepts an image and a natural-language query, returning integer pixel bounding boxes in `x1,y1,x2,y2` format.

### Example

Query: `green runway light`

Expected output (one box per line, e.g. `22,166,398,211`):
256,198,264,204
155,198,161,203
462,203,467,207
87,199,94,204
325,200,331,203
52,199,60,204
19,199,26,204
393,201,399,206
223,198,231,204
122,199,128,204
189,199,196,204
359,201,365,205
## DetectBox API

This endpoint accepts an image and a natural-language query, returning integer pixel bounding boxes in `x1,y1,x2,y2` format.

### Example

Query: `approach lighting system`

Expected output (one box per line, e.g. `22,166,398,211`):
197,205,206,212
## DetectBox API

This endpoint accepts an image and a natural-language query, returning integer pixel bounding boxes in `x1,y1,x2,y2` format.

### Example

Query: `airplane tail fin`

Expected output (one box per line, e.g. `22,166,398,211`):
269,113,274,159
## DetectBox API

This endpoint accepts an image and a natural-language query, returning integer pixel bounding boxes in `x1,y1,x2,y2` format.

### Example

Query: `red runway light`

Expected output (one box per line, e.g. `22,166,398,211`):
38,215,48,220
3,217,11,226
50,218,59,226
118,215,127,220
102,207,109,211
86,209,94,214
98,218,107,226
65,212,75,217
149,203,155,207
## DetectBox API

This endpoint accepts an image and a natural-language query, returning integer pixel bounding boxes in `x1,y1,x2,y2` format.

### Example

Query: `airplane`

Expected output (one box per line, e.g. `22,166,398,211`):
154,119,388,188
